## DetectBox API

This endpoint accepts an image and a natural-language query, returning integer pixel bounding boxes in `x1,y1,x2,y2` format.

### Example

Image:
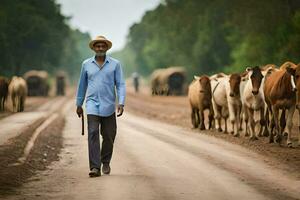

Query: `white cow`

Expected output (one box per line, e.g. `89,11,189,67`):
211,73,242,136
242,66,266,140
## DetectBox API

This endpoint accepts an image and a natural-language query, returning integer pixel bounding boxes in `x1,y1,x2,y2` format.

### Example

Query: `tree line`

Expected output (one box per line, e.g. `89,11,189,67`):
0,0,92,81
113,0,300,80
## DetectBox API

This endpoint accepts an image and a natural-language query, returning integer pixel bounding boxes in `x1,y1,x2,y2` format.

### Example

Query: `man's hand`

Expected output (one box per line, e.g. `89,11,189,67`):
117,105,124,117
76,106,83,118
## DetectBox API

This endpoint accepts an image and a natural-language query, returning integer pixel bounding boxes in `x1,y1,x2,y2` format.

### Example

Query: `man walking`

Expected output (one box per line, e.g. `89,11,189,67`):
76,35,126,177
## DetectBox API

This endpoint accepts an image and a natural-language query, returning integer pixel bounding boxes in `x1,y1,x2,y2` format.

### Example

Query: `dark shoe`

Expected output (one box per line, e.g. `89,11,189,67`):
89,168,100,177
102,163,111,175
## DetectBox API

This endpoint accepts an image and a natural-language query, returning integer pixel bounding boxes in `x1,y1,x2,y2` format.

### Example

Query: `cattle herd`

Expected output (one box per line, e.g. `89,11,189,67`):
2,63,299,147
0,70,66,113
187,61,300,147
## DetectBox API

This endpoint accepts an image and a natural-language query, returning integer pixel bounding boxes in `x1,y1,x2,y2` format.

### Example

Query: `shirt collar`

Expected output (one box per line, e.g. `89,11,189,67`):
92,55,110,64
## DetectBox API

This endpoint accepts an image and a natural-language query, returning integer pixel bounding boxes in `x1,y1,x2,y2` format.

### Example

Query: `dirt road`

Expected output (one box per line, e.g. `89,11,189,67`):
3,103,299,200
0,96,68,145
0,90,74,196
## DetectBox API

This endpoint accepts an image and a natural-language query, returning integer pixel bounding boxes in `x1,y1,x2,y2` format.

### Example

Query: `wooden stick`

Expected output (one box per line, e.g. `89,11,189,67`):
81,114,84,136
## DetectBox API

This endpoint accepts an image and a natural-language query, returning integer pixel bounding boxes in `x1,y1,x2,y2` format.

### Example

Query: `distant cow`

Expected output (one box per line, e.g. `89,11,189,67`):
150,67,186,96
0,76,9,111
188,75,214,130
8,76,27,112
24,70,49,96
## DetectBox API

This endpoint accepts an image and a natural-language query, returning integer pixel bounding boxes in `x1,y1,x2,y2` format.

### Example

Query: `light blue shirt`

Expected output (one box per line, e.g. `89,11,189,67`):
76,55,126,116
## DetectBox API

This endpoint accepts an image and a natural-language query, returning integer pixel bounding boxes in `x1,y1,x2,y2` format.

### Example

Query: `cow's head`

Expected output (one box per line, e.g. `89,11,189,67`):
286,66,297,92
194,75,211,93
229,73,241,97
246,66,263,96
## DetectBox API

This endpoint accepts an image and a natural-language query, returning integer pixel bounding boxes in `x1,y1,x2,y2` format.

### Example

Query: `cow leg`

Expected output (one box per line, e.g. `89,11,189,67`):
11,94,16,112
267,105,275,143
2,97,5,111
17,96,21,112
248,108,258,140
269,118,275,143
266,107,272,142
228,104,236,135
239,106,243,131
212,100,222,132
208,104,214,130
239,116,243,131
2,96,6,111
243,105,249,137
270,110,275,138
20,96,25,112
191,109,198,128
222,116,227,134
19,96,22,112
0,97,3,111
217,113,222,132
234,105,241,137
262,106,270,137
286,106,295,148
258,108,266,137
245,119,249,137
280,109,286,136
16,96,19,112
195,109,200,127
272,106,282,144
199,110,205,130
228,106,236,135
233,105,241,137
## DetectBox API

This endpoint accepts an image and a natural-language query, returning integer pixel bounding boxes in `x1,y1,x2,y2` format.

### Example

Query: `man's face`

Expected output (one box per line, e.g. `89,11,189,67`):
93,42,108,56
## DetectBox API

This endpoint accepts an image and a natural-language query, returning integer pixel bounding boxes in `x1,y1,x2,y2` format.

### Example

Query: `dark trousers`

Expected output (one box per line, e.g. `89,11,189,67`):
87,113,117,170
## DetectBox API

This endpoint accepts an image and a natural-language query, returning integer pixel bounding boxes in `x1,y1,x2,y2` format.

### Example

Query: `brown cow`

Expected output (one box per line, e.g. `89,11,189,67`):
279,62,300,145
188,75,214,130
0,76,9,111
263,64,299,147
8,76,28,112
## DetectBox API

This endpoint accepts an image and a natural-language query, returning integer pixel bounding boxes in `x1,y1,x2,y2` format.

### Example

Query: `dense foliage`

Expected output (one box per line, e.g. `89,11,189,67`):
0,0,92,81
113,0,300,80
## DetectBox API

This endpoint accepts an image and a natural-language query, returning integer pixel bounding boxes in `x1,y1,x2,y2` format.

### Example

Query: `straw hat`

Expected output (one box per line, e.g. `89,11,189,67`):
89,35,112,50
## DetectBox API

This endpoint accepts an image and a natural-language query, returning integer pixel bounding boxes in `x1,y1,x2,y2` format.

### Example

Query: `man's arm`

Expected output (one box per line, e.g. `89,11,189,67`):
76,63,88,117
115,62,126,117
